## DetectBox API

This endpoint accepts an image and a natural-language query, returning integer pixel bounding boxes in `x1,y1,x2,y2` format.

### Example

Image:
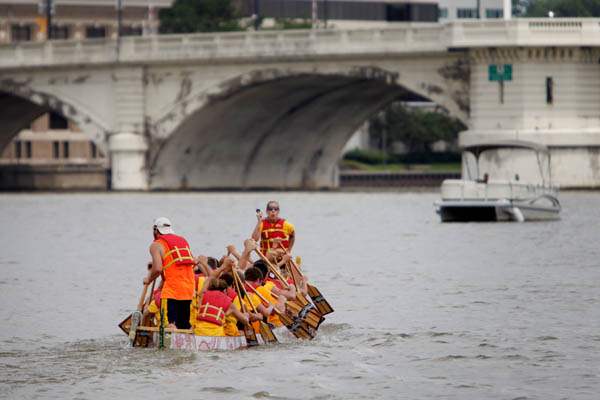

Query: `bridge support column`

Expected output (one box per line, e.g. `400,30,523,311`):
108,132,148,190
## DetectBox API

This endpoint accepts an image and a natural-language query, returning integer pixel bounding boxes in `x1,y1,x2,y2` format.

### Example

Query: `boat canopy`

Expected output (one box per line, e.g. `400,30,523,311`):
462,140,549,158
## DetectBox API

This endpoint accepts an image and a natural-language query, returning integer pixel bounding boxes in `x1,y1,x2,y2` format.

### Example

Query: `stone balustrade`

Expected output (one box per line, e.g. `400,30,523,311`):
1,19,600,69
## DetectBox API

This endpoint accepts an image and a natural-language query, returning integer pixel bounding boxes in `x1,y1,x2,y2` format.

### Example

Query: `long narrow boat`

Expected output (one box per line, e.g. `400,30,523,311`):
119,314,298,351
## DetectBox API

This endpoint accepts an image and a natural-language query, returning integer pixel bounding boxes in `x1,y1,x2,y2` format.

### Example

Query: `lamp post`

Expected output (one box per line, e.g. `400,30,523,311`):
117,0,123,38
46,0,52,40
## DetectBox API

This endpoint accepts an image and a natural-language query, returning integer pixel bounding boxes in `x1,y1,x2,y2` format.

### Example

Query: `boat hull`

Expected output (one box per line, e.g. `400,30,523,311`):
435,199,561,222
141,326,298,352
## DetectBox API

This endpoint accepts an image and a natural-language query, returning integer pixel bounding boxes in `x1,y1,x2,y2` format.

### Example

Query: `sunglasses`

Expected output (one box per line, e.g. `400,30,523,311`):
267,207,279,211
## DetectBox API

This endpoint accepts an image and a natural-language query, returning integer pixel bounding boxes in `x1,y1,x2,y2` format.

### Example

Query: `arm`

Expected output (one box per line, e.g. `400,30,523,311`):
288,232,295,252
227,303,251,326
238,239,257,270
256,303,274,319
251,211,263,242
272,284,296,301
144,242,163,284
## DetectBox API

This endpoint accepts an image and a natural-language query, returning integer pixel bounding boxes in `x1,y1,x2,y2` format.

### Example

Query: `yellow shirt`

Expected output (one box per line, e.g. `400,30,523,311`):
190,276,206,329
233,293,262,333
256,282,282,327
223,314,240,337
194,321,225,337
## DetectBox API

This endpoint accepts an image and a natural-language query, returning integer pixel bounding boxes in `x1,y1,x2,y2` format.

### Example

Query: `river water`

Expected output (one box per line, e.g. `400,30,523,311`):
1,191,599,399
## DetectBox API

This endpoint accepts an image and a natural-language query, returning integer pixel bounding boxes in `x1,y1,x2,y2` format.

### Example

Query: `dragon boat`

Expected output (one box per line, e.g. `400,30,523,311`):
119,314,298,351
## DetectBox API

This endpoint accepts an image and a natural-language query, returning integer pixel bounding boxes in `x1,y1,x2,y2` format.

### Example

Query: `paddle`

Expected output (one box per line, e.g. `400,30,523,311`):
247,284,314,340
253,248,323,330
288,255,334,316
232,270,259,347
128,281,149,345
232,269,278,344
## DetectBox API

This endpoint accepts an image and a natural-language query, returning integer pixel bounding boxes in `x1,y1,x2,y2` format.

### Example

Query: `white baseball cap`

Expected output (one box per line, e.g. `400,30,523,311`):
153,217,174,235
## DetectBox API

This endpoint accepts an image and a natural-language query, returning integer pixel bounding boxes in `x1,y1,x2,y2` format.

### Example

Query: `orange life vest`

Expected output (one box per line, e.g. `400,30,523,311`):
260,218,289,253
155,234,195,300
197,291,231,326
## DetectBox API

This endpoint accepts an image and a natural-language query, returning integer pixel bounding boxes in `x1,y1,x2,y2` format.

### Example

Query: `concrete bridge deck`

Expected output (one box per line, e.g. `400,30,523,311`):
1,19,599,189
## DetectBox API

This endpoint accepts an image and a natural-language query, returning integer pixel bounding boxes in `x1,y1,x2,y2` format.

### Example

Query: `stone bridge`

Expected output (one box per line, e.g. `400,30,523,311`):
1,19,599,189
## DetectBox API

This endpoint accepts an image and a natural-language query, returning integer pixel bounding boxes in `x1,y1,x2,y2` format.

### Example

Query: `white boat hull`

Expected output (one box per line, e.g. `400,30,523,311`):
151,326,298,352
435,179,561,222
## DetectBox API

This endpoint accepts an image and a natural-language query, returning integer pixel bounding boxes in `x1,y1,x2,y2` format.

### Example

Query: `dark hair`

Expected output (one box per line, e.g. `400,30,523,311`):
253,260,268,279
207,257,220,270
220,273,234,287
244,267,263,282
208,278,228,292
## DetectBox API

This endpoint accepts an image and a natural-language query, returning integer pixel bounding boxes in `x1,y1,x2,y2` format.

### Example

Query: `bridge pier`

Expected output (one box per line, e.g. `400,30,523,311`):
108,132,148,190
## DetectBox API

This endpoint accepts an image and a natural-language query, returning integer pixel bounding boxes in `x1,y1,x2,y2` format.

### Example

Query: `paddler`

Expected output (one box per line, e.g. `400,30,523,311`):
251,201,295,254
144,217,195,330
195,262,252,337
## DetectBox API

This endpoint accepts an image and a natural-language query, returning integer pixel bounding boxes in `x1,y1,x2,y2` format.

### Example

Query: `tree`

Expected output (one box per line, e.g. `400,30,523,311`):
159,0,243,34
524,0,600,17
368,103,465,154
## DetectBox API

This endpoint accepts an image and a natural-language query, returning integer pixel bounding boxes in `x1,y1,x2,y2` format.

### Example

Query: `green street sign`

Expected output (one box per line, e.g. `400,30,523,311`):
489,64,512,81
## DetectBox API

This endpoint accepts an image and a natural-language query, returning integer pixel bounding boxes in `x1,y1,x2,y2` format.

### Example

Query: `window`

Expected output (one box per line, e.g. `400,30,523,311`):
457,8,478,19
438,7,448,19
11,24,32,42
486,9,503,18
53,141,60,159
51,25,70,40
121,26,143,37
86,26,106,38
546,77,553,104
49,112,68,130
25,141,32,158
15,141,22,159
63,142,70,159
90,142,97,158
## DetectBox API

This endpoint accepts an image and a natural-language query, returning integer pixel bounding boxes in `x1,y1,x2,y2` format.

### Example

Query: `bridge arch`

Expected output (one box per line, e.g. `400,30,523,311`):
148,66,466,189
0,79,111,153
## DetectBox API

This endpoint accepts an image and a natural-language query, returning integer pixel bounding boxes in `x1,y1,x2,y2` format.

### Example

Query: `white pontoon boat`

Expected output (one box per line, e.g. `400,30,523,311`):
434,140,561,222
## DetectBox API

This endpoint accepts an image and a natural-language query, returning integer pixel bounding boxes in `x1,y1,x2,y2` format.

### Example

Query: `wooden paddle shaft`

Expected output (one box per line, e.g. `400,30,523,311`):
137,283,150,311
253,248,292,289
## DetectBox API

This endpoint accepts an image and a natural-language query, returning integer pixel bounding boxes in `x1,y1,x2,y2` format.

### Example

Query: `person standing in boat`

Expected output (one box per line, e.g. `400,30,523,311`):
144,217,195,330
252,201,295,254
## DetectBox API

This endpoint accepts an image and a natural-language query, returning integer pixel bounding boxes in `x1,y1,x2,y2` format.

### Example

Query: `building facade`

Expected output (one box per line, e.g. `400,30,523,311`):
0,0,172,189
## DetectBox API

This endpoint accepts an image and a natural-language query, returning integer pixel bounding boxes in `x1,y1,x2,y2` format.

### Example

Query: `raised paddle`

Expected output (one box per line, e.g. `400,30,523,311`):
232,269,278,344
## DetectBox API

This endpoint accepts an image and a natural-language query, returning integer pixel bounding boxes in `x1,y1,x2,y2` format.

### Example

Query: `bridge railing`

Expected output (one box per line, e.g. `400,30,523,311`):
1,19,600,69
0,24,446,68
448,18,600,47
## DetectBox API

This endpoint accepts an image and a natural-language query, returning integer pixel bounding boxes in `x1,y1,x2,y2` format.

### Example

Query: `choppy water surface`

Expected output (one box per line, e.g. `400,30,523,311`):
1,191,599,399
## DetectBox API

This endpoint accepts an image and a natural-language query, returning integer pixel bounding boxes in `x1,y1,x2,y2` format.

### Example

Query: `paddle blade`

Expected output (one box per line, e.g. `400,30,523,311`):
244,325,259,347
279,313,313,340
118,314,133,335
129,311,142,345
307,284,334,315
259,322,278,344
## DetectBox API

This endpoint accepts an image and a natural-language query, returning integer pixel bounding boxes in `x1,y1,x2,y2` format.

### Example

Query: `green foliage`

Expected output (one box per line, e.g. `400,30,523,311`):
368,103,466,154
344,149,390,165
276,19,312,30
159,0,243,34
524,0,600,17
343,149,461,165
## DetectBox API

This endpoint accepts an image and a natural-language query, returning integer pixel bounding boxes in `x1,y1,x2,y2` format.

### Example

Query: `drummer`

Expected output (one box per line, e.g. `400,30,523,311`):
251,201,295,254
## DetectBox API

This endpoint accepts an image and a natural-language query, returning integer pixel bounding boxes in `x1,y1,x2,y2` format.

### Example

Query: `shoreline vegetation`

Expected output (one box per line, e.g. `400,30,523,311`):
339,159,461,173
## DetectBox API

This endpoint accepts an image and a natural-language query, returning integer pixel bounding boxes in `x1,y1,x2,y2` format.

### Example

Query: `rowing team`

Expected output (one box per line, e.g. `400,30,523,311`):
137,202,330,341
